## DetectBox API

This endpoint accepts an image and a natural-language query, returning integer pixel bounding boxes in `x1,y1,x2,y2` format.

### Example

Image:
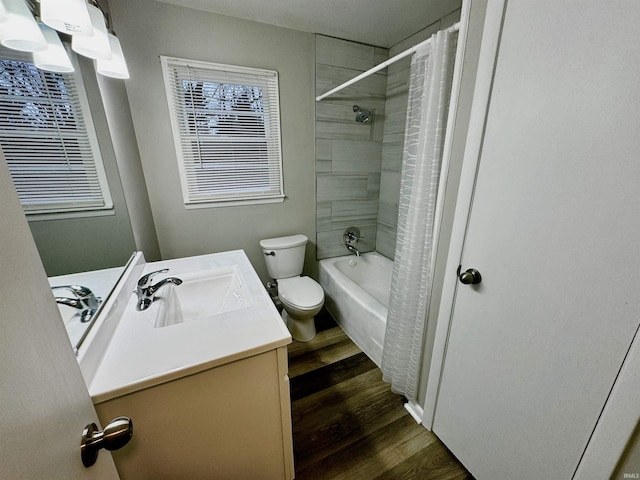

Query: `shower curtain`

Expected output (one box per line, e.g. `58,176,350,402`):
381,29,456,401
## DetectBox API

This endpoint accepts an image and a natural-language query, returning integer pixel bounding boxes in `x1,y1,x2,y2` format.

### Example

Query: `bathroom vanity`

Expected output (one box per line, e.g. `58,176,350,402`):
78,250,294,479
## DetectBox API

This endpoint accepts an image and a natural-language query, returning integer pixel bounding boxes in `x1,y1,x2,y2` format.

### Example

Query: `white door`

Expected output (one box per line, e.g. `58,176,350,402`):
0,158,120,479
432,1,640,479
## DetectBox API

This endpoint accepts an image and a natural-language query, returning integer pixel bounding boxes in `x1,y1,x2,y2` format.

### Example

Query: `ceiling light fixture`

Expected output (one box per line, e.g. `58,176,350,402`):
96,33,128,79
40,0,92,36
0,0,129,79
33,23,74,72
0,0,47,52
71,3,110,60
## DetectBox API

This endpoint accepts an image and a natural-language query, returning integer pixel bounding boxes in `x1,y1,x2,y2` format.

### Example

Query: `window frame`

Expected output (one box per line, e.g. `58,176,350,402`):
160,56,285,208
0,48,113,219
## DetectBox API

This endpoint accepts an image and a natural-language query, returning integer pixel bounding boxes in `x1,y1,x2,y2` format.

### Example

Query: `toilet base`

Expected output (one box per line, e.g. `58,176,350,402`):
282,310,316,342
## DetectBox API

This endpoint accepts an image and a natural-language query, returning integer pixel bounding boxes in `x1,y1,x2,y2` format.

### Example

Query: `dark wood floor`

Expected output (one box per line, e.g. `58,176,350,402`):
287,310,473,480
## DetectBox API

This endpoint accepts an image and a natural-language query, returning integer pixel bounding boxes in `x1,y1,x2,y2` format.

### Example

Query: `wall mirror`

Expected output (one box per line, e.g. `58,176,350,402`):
0,49,138,352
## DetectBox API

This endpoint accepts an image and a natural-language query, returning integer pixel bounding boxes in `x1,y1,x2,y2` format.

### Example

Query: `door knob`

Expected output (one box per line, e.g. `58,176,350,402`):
459,268,482,285
81,416,133,467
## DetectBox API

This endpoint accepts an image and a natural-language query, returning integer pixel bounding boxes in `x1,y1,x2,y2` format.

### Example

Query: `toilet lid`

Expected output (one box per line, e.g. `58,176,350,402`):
278,277,324,308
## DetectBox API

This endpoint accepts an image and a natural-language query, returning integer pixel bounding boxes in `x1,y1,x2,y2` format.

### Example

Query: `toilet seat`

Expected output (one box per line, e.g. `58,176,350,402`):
278,277,324,310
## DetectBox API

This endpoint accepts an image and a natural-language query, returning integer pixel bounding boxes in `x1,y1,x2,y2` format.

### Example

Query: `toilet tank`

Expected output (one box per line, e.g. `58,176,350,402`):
260,234,308,279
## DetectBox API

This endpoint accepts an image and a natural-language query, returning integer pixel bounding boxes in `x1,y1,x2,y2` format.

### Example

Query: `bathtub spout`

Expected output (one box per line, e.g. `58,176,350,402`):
346,244,361,257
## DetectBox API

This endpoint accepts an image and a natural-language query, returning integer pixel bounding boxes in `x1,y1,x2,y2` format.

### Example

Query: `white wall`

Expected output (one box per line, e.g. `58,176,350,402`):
96,75,161,262
109,0,317,283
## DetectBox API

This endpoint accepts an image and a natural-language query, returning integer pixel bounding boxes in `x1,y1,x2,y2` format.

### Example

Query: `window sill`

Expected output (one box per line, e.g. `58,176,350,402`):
26,208,116,222
184,195,286,209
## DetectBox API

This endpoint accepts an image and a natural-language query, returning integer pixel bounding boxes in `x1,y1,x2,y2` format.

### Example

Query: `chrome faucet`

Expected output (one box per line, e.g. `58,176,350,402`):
135,268,183,311
346,244,361,257
52,285,101,323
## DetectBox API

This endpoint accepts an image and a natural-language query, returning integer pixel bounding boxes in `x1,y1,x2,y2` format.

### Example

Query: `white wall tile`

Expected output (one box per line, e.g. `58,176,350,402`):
367,172,381,199
382,142,403,172
316,202,332,231
317,174,369,202
331,140,382,173
317,35,378,71
316,139,332,160
316,121,372,141
316,160,332,173
375,223,397,260
332,200,378,222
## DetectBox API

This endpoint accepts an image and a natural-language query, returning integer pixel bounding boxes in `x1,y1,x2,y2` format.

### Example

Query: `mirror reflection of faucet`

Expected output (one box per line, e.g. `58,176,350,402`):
52,285,101,323
135,268,183,311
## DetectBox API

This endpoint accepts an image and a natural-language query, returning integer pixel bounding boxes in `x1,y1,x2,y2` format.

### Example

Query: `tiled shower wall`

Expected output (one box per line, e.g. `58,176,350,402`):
315,35,388,259
376,10,462,260
315,9,460,261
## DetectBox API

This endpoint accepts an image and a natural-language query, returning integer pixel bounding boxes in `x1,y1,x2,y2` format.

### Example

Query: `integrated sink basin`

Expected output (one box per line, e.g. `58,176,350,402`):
151,267,252,328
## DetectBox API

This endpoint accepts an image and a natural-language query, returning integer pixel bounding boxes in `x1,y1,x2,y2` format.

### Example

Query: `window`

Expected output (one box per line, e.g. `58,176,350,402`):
160,56,284,207
0,48,112,216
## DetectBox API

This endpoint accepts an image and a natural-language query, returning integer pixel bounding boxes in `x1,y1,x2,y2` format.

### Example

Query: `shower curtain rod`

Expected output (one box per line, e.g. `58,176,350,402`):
315,22,460,102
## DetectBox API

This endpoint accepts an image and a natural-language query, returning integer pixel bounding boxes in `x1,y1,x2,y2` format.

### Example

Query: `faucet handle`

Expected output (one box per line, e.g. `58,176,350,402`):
343,227,361,245
137,268,169,288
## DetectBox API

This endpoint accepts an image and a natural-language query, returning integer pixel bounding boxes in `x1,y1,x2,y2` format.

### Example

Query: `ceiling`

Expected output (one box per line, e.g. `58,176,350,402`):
153,0,462,48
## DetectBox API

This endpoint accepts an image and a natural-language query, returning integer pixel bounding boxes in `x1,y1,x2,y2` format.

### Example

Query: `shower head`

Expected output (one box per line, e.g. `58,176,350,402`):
353,104,371,123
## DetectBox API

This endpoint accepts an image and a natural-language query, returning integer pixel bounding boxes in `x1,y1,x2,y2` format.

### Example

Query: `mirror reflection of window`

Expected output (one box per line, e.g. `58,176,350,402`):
0,47,113,218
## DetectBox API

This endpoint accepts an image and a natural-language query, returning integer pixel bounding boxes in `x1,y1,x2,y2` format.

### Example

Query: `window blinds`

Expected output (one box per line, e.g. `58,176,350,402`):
161,56,284,207
0,48,112,215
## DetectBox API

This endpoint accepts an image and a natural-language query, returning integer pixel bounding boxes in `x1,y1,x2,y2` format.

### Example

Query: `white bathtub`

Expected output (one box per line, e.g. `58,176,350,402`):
319,252,393,367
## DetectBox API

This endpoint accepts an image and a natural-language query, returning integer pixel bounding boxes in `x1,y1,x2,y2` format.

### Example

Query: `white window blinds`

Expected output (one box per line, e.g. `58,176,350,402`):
160,56,284,207
0,48,112,215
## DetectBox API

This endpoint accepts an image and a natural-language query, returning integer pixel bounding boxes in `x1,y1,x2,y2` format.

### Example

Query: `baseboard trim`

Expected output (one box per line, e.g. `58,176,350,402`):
404,400,424,424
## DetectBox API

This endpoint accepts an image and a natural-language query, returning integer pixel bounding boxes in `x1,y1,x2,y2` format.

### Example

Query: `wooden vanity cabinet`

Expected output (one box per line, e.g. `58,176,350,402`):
94,346,294,480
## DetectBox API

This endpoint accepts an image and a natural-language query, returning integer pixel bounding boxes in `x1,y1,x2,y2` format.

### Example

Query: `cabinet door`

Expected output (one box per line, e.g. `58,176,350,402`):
432,1,640,479
96,350,293,479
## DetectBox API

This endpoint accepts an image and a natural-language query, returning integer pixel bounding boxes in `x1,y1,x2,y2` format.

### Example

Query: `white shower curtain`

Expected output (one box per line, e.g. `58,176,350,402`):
381,29,456,401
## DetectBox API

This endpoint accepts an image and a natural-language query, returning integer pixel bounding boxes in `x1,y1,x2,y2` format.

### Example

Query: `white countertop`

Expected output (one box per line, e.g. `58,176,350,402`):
88,250,291,404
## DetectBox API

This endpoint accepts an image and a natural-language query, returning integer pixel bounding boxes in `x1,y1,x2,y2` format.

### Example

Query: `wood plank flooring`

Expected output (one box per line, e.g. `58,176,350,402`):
288,310,474,480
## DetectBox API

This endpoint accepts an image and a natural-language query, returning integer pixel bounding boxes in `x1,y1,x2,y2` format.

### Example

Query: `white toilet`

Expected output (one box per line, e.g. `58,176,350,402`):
260,234,324,342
